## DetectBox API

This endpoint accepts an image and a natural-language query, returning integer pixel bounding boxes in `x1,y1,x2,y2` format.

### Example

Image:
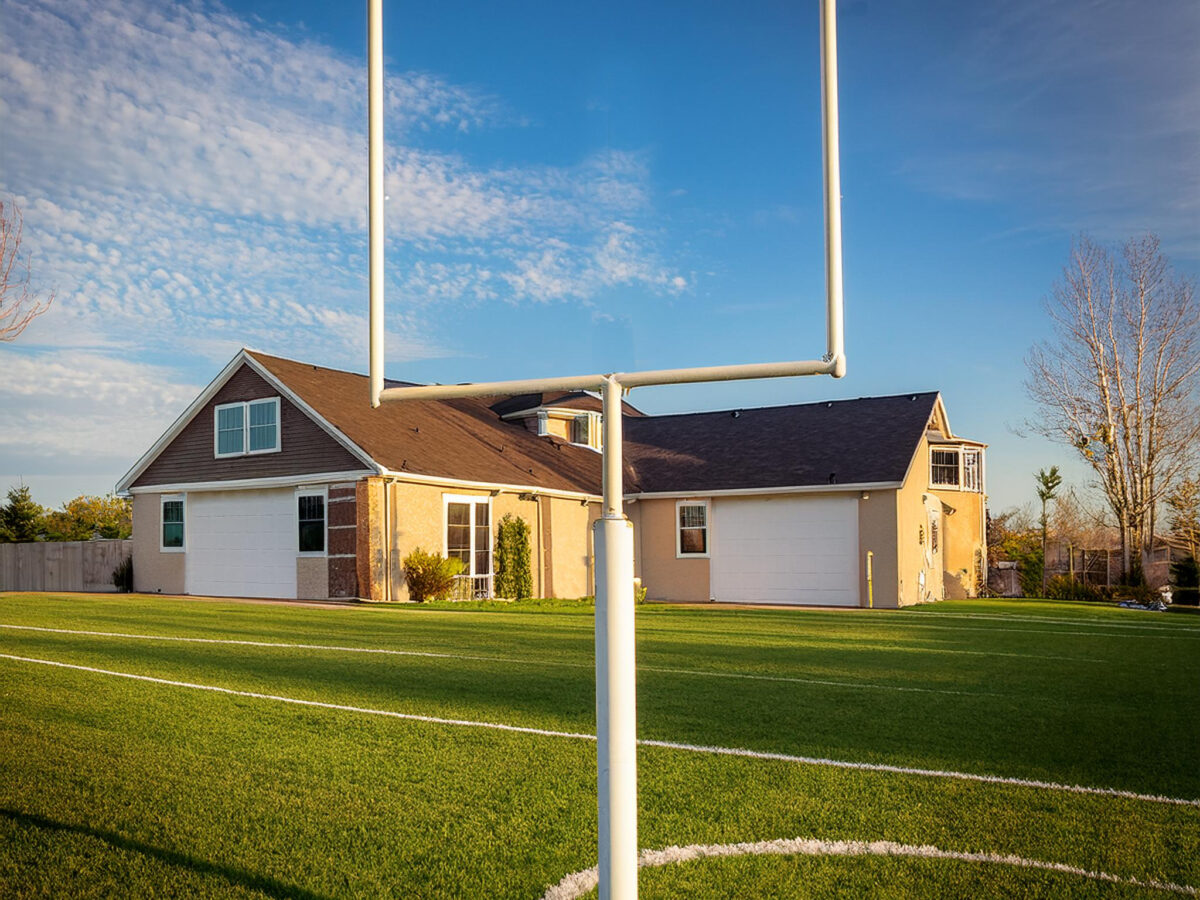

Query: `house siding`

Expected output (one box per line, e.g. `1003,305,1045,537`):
131,492,186,594
132,364,365,488
630,498,711,603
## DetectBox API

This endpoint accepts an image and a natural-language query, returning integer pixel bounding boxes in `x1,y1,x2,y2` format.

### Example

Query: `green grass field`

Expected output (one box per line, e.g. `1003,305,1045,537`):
1,593,1197,898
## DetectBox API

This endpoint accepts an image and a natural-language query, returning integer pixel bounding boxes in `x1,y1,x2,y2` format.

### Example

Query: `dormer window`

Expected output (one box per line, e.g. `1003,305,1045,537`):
571,412,602,450
214,397,280,458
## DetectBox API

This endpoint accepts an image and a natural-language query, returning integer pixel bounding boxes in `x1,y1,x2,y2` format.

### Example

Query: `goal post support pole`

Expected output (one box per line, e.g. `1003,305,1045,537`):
594,377,638,900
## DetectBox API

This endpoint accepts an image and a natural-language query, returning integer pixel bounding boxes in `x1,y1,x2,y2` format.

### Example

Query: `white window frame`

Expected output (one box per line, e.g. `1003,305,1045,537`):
160,493,185,553
930,447,961,489
443,494,493,597
962,448,982,493
296,487,327,557
213,397,281,458
675,499,711,559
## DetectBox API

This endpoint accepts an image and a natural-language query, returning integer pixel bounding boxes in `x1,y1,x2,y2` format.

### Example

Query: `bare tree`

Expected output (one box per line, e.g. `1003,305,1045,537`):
1,198,54,341
1026,235,1200,580
1166,475,1200,560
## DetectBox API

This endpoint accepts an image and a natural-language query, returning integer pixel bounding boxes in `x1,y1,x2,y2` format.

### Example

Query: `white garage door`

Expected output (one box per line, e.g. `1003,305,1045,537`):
710,495,859,606
185,489,297,599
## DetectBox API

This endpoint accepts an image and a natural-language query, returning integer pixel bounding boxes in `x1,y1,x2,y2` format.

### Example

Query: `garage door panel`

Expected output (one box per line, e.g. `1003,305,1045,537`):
186,489,297,599
711,496,858,606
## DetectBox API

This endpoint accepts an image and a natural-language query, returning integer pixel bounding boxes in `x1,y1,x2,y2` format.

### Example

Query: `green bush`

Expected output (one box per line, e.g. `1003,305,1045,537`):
111,556,133,593
494,514,532,600
1112,581,1160,605
402,548,464,603
1170,555,1199,606
1044,575,1108,604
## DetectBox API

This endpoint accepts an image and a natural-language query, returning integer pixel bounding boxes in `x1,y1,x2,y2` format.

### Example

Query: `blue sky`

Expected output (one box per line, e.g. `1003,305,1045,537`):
1,0,1197,512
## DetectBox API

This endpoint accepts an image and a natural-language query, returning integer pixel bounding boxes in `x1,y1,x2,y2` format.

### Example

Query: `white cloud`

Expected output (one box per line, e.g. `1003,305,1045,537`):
0,0,686,493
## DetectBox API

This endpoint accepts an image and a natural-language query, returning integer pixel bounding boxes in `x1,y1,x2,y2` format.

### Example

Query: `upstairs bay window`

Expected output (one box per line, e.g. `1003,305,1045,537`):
214,398,280,458
930,446,983,492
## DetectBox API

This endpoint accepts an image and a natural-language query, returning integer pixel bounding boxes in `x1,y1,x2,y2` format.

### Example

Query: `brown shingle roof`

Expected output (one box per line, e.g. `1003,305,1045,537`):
248,351,941,496
248,351,604,495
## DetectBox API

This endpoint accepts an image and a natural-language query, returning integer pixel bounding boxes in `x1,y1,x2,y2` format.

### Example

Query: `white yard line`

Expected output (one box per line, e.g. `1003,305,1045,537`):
904,611,1200,634
0,624,1010,697
541,837,1200,900
2,651,1196,809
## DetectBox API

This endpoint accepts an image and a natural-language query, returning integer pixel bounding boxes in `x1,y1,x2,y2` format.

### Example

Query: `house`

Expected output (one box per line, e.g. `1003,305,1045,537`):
117,349,987,607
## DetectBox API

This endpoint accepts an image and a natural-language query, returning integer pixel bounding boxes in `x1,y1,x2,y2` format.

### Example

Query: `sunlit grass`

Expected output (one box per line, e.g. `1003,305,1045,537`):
1,593,1197,898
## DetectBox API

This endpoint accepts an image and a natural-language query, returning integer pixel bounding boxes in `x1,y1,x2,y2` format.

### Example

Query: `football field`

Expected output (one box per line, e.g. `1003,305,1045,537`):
1,593,1197,898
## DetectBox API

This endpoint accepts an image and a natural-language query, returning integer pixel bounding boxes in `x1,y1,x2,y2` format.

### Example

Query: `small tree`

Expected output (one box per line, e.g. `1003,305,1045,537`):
1035,466,1062,596
0,484,45,542
43,494,132,541
1,199,54,341
494,514,533,599
401,548,464,602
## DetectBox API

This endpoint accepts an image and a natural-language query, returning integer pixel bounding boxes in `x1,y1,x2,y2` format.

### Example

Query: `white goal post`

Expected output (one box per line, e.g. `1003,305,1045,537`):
365,2,846,897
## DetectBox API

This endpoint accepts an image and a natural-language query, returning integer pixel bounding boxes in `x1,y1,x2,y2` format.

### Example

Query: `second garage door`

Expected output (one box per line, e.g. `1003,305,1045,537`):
709,495,859,606
185,489,298,599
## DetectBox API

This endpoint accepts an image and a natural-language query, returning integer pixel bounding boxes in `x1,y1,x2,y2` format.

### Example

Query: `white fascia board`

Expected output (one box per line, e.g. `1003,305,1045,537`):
626,481,902,501
241,354,382,474
499,405,596,421
116,350,251,494
128,470,377,495
380,467,600,502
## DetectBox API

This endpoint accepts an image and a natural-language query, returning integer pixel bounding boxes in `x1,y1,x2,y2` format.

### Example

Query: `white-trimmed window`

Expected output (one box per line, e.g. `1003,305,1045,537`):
444,494,492,598
214,397,280,458
930,449,960,487
676,500,710,558
930,446,984,492
161,494,185,551
962,449,982,492
297,489,326,555
571,412,602,450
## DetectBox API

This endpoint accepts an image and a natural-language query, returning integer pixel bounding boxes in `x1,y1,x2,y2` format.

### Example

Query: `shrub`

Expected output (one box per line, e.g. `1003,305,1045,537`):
111,555,133,593
1112,581,1160,605
402,548,463,602
494,514,533,600
1170,555,1199,606
1044,575,1108,604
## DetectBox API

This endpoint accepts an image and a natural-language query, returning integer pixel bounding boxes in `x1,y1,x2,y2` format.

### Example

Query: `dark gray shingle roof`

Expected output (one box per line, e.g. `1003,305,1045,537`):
622,392,939,493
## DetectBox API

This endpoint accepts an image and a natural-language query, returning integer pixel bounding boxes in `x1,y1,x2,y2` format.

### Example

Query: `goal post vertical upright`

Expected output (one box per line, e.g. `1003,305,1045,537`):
594,377,638,899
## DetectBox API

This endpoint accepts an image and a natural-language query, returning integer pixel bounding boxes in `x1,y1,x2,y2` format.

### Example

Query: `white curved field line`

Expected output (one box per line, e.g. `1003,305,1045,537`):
0,624,1018,697
2,651,1197,809
540,837,1200,900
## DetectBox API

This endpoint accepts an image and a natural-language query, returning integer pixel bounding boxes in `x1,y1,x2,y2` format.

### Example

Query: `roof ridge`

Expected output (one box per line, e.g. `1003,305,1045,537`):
631,391,940,421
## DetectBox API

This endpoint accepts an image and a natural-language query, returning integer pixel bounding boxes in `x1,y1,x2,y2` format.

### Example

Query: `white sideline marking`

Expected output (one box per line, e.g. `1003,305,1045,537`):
0,624,1013,697
540,837,1200,900
905,611,1200,634
2,651,1197,809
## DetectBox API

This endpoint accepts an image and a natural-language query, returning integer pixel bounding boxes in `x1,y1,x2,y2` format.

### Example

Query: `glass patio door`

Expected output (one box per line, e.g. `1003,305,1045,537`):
445,498,492,598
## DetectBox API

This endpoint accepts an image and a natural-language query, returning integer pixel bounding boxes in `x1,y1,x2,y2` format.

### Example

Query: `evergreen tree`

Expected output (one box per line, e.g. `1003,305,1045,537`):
0,484,45,542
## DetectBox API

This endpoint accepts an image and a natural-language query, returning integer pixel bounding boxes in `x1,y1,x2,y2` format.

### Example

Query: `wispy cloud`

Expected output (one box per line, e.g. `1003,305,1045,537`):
0,0,684,497
895,0,1199,253
0,0,685,364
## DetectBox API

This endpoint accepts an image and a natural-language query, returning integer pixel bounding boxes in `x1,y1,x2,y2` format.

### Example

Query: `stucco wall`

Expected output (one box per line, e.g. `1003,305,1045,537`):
376,481,595,601
131,492,185,594
630,497,711,603
857,489,900,608
931,485,985,599
895,440,938,607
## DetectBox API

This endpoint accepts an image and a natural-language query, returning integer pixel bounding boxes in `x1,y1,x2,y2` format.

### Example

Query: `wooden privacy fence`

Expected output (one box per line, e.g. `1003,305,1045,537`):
0,540,132,592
